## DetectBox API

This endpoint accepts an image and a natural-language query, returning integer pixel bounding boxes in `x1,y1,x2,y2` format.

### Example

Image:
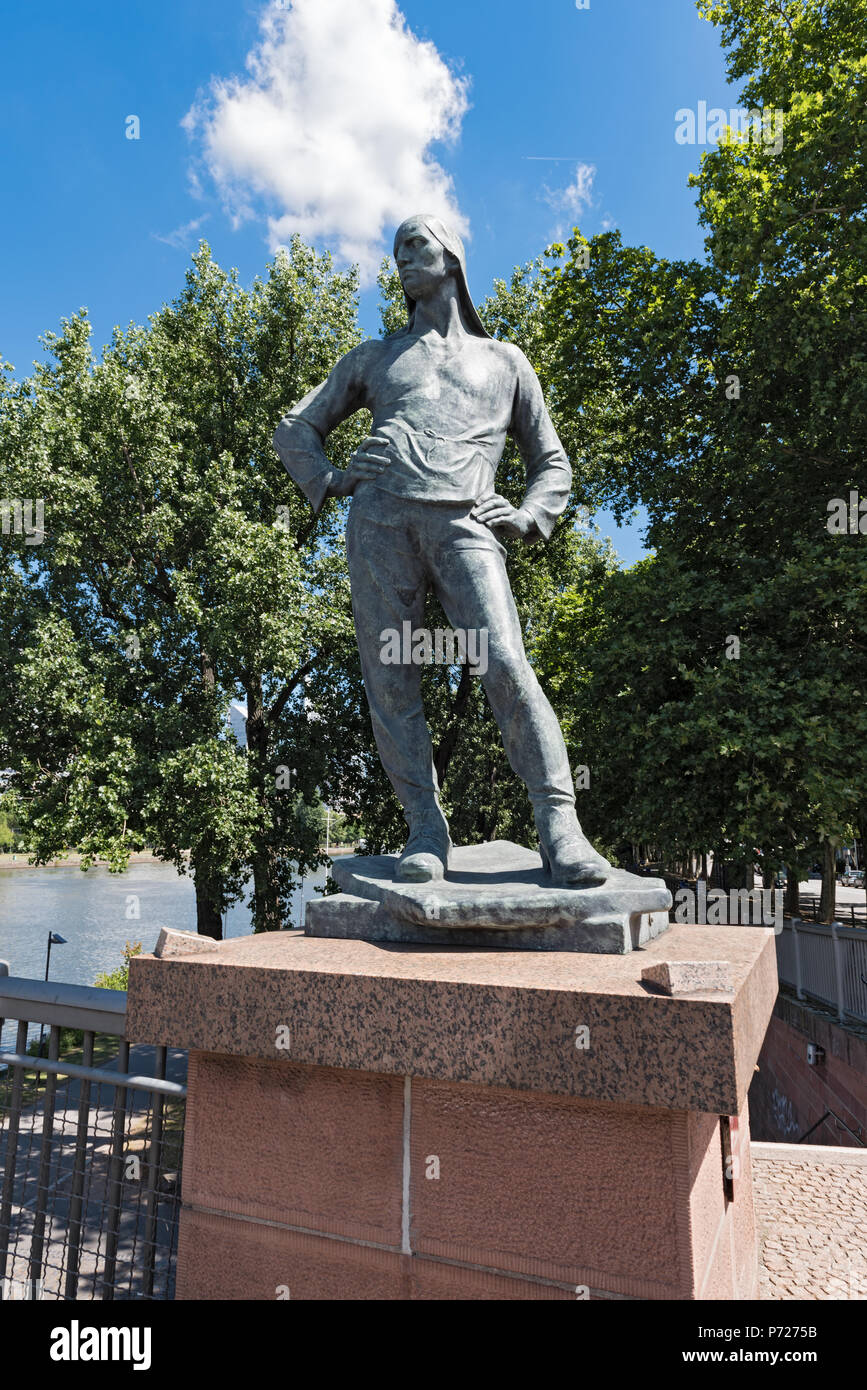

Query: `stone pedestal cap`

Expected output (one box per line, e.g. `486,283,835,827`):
126,925,777,1113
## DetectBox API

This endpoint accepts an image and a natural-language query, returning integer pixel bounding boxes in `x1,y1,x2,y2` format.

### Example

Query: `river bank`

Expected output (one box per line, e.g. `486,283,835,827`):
0,846,353,872
0,850,172,872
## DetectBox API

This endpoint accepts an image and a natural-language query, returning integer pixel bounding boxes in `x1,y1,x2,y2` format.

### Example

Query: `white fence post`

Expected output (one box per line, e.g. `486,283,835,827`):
830,922,846,1023
793,919,804,1000
777,920,867,1025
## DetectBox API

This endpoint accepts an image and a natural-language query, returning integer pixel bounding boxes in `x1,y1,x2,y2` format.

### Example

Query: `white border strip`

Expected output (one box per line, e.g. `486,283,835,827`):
401,1075,412,1254
751,1140,867,1165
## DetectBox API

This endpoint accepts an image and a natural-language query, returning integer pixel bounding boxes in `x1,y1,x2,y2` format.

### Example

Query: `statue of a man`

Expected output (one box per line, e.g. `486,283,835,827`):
274,214,611,888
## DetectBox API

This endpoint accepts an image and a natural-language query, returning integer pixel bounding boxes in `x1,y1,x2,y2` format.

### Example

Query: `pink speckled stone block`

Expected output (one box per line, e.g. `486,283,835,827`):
177,1209,581,1300
178,1208,408,1301
181,1052,405,1245
127,925,777,1114
687,1108,731,1297
409,1079,689,1295
174,1059,762,1300
729,1099,759,1299
130,927,774,1300
642,960,733,995
687,1096,758,1300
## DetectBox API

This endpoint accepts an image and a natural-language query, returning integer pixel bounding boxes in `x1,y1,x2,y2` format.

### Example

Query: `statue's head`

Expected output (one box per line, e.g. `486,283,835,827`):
393,214,489,338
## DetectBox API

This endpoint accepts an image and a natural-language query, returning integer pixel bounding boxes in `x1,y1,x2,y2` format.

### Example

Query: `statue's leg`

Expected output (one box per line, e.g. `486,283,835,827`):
346,491,451,879
429,508,610,885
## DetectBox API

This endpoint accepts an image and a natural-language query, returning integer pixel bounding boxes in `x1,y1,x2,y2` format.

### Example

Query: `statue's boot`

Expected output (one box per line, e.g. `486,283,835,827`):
395,801,452,883
535,804,611,887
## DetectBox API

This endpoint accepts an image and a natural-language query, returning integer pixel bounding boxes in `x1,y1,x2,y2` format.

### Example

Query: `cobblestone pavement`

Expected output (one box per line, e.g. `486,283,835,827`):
753,1144,867,1299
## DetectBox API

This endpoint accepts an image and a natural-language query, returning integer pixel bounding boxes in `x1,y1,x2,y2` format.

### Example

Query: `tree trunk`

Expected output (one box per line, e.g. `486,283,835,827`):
193,860,223,940
251,844,284,934
819,837,837,924
191,640,224,938
434,661,473,789
784,868,801,920
482,762,500,843
246,673,285,933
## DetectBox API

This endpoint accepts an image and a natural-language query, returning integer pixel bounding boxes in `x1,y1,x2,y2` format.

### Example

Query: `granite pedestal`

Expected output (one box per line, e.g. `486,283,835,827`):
127,920,777,1300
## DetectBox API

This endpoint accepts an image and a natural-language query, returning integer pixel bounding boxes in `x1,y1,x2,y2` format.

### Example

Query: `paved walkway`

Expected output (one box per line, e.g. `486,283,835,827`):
752,1142,867,1299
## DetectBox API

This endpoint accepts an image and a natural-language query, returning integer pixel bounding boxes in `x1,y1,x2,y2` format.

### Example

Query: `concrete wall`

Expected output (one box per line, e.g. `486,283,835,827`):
749,989,867,1147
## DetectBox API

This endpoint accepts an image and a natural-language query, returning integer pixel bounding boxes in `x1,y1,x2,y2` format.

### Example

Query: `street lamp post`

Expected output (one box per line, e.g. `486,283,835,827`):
38,931,67,1057
44,931,67,982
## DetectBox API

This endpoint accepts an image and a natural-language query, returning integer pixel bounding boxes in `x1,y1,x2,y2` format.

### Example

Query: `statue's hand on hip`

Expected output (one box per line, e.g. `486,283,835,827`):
471,495,535,540
328,435,392,497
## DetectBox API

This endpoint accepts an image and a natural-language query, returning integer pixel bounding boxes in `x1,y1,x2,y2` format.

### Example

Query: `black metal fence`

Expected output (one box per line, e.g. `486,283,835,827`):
798,895,867,928
0,967,185,1301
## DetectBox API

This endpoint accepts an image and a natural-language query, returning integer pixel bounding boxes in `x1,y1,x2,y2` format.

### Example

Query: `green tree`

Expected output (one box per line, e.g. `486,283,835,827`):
0,239,366,934
94,941,143,991
536,0,867,914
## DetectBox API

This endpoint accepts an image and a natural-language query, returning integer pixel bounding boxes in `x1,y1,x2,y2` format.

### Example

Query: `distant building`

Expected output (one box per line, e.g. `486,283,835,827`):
226,702,248,748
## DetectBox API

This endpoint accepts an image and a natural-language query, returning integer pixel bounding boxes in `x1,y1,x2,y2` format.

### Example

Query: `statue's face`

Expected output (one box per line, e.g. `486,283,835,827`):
394,220,451,301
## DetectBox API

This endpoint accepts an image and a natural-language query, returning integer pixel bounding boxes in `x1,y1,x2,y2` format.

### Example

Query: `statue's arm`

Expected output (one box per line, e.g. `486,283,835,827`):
272,348,367,514
508,353,573,543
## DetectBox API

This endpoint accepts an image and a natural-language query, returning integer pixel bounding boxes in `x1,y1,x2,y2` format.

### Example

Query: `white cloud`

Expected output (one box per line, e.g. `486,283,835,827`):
183,0,470,282
152,215,210,249
544,162,597,219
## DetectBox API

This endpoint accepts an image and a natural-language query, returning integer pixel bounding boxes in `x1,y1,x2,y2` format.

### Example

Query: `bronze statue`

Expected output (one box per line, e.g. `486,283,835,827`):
274,214,611,888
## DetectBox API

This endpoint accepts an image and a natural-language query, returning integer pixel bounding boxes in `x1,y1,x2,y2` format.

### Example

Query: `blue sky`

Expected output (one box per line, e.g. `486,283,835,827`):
1,0,739,564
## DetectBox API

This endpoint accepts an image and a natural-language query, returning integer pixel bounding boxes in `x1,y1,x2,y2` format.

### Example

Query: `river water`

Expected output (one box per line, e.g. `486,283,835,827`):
0,860,328,987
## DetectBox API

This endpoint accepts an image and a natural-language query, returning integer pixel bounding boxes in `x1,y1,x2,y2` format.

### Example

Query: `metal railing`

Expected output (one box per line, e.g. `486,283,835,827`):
0,964,185,1300
798,894,867,928
776,918,867,1025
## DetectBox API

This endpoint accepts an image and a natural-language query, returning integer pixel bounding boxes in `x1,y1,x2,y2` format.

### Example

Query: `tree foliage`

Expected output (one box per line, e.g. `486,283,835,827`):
0,240,366,934
536,0,867,909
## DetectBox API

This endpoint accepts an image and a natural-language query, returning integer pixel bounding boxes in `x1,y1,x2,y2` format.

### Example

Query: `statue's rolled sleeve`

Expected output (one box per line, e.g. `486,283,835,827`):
272,348,364,515
510,354,572,543
272,417,333,514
